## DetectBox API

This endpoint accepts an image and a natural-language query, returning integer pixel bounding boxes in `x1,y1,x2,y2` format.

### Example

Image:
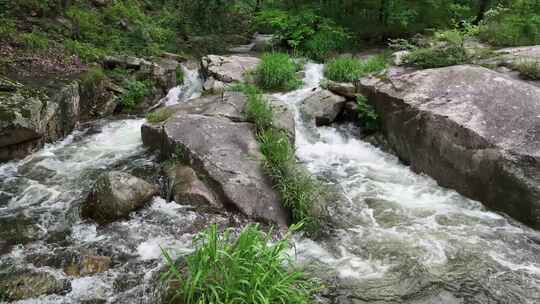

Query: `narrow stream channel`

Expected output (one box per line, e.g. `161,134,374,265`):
1,63,540,303
276,63,540,304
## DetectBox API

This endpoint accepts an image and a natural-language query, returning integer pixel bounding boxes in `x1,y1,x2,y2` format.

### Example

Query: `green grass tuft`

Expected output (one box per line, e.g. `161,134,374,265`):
175,66,185,85
513,60,540,80
146,107,176,123
236,84,322,231
255,53,302,91
324,56,387,82
161,224,315,304
405,45,469,69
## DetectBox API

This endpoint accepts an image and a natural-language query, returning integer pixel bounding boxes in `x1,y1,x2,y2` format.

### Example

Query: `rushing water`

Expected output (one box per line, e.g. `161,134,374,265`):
2,61,540,304
273,64,540,304
0,65,237,303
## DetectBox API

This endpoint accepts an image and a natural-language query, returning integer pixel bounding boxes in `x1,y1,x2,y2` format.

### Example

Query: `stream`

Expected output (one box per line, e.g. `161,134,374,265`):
1,63,540,303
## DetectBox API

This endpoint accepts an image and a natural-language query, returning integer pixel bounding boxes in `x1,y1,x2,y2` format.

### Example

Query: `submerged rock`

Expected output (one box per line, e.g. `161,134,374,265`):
0,267,71,301
301,89,347,126
0,213,40,254
81,171,158,224
358,65,540,228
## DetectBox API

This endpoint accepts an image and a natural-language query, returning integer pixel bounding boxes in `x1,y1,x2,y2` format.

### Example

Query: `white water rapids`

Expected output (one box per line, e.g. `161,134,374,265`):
0,63,539,303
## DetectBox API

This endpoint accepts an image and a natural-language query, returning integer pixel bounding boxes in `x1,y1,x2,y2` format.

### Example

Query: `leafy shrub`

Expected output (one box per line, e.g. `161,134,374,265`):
0,18,17,41
302,26,350,62
325,56,387,82
120,80,151,109
162,224,314,304
479,2,540,46
255,53,301,91
64,40,106,63
146,108,176,123
404,29,470,68
356,95,379,132
514,60,540,80
20,32,50,49
254,8,349,61
406,45,469,68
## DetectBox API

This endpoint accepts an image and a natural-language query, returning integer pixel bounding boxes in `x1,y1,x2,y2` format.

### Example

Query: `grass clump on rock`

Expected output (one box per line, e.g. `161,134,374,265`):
324,56,387,82
162,224,315,304
146,108,176,123
514,60,540,80
235,84,322,231
255,53,302,91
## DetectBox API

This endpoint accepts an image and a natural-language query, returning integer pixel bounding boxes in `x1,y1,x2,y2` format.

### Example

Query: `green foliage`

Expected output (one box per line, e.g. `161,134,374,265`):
64,40,107,63
404,29,470,68
20,32,50,49
324,56,387,82
120,80,151,109
236,83,321,231
255,53,302,91
161,224,314,304
80,66,106,91
243,85,274,131
146,108,176,123
356,95,379,132
255,8,349,61
258,128,320,230
479,1,540,46
514,60,540,80
0,18,17,41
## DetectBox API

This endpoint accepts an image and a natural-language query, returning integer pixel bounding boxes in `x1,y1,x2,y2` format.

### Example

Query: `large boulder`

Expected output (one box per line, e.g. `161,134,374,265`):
0,79,80,161
0,267,71,301
300,89,347,126
495,45,540,64
358,65,540,228
325,80,359,99
142,96,290,226
201,55,261,83
81,171,158,224
166,165,220,208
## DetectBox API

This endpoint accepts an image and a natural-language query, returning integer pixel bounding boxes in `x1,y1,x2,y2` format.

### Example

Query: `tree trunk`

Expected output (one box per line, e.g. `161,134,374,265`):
474,0,491,25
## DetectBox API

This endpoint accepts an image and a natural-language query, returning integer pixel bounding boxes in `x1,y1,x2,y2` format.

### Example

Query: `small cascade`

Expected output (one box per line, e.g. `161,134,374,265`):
164,65,203,106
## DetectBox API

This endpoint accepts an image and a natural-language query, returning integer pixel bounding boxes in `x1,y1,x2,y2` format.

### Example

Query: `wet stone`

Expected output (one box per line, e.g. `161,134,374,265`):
0,267,71,301
0,213,40,254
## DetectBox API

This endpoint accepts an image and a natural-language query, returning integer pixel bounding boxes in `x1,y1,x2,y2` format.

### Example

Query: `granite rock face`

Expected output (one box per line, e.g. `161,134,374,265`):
358,65,540,228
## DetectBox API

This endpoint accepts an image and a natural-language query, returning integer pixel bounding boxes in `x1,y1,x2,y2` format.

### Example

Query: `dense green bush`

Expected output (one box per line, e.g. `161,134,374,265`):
162,224,314,304
404,29,470,68
479,1,540,46
254,8,349,61
324,56,387,82
255,53,302,91
120,80,151,109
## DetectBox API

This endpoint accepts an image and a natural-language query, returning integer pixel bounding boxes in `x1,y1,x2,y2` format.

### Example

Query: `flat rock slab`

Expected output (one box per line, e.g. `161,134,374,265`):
201,55,261,83
358,65,540,228
496,45,540,62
